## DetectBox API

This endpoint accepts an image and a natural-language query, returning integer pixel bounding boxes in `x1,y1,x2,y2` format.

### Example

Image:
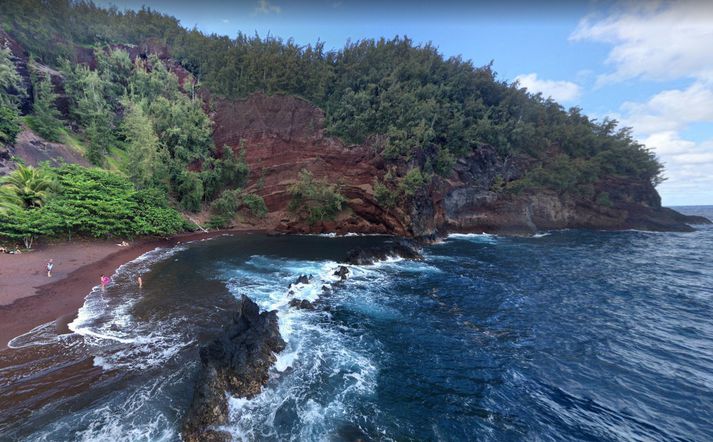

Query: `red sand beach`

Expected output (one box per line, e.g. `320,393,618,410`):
0,230,261,350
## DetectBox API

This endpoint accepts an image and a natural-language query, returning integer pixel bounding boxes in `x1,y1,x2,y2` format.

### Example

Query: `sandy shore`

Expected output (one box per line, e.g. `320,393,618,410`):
0,229,263,350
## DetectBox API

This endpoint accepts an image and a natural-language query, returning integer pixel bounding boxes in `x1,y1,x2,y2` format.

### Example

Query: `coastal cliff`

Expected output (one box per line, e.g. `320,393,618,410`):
209,92,708,236
1,23,709,239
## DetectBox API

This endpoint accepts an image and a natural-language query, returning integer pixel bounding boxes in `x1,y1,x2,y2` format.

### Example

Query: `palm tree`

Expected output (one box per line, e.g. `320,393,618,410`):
0,165,54,209
0,186,21,213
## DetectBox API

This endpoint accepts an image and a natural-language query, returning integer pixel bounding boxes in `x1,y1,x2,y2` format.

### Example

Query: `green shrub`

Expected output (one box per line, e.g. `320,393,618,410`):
373,178,397,208
176,171,204,212
0,164,189,246
0,105,21,144
398,167,429,197
288,169,345,224
210,188,242,218
242,193,267,218
596,191,613,208
206,214,232,229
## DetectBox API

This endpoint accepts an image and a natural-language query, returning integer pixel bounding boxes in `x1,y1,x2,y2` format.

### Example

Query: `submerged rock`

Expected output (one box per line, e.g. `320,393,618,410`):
343,240,422,265
182,295,285,442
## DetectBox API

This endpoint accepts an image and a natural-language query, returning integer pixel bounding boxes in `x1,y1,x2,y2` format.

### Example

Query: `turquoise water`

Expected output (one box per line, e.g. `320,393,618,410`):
1,208,712,441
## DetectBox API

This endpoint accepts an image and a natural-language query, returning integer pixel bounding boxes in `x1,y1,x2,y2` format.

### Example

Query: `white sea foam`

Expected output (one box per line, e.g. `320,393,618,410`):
66,245,190,371
33,365,189,442
220,255,382,440
447,232,498,243
6,321,63,349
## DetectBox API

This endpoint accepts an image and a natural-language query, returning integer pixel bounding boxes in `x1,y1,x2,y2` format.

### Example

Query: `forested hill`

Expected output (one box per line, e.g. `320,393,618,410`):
0,1,707,243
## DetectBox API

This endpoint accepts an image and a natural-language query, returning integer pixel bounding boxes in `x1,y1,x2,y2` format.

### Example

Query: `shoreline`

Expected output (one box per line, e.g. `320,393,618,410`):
2,212,710,350
0,229,266,350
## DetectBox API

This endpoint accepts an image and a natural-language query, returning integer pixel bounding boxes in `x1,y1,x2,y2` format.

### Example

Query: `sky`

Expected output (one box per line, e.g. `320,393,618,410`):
98,0,713,206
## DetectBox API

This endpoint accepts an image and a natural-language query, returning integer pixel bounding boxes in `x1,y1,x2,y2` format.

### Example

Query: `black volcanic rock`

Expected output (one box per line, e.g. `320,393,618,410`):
334,266,350,280
295,274,312,285
289,298,315,310
343,240,422,265
182,295,285,442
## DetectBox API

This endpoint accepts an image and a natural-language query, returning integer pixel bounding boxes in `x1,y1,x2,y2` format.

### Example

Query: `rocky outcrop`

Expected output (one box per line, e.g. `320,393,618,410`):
182,295,285,442
343,239,422,265
10,127,89,168
206,91,709,236
293,274,311,285
334,266,350,280
289,298,315,310
209,92,409,236
437,151,710,234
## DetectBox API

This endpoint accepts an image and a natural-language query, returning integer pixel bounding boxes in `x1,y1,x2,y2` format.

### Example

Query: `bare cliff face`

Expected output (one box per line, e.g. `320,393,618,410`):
208,92,708,236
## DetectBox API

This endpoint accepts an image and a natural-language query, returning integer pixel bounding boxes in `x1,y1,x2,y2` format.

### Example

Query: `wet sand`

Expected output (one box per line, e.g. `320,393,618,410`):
0,230,265,350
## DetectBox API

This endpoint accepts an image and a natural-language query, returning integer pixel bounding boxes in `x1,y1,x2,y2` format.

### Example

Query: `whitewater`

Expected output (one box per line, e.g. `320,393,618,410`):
1,207,712,441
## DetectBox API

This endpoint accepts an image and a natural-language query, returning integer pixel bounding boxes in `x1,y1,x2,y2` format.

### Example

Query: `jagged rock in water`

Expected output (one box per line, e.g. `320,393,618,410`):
182,295,285,442
289,298,315,310
334,266,350,280
343,240,422,265
294,274,311,285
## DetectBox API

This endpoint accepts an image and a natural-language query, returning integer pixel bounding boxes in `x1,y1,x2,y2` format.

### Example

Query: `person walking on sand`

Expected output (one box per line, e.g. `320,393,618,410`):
47,259,54,277
100,274,111,290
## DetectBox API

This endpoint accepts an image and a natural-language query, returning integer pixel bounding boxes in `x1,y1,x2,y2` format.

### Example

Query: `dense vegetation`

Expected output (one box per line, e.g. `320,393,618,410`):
0,46,24,144
0,0,667,244
0,2,664,191
0,164,191,247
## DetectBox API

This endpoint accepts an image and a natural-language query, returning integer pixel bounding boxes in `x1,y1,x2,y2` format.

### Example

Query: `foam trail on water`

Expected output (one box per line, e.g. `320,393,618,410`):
219,255,388,440
67,245,189,371
446,232,498,243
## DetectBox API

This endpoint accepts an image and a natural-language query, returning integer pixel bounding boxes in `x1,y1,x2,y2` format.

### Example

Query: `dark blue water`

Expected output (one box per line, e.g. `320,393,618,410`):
2,207,712,441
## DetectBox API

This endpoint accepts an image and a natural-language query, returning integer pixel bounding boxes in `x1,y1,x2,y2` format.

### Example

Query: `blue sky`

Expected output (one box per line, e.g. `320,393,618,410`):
99,0,713,206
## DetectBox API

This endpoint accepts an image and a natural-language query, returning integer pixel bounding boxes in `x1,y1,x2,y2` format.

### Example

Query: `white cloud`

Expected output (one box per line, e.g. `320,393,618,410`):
643,131,695,155
619,83,713,204
221,19,230,24
620,82,713,134
255,0,281,15
670,151,713,164
656,151,713,205
571,1,713,85
514,73,581,103
570,1,713,204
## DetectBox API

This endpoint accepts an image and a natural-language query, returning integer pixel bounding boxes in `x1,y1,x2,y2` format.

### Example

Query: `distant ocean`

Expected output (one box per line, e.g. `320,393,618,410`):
2,207,712,441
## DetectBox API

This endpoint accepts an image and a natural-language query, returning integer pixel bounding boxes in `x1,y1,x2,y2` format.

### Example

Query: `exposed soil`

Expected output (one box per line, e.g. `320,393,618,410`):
0,229,268,350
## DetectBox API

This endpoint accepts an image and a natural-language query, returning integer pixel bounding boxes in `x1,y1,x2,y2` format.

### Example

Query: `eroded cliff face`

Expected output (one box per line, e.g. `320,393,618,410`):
210,92,410,235
208,92,708,236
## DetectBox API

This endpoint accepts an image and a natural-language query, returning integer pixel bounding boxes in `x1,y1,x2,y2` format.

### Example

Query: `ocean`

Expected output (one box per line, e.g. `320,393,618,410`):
1,206,712,441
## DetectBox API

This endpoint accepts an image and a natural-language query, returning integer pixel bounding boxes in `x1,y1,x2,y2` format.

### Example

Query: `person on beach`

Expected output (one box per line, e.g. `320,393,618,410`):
47,259,54,277
100,274,111,289
137,275,143,288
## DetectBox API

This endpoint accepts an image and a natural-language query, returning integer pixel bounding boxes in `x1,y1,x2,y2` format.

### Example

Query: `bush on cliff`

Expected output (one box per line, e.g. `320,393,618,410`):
26,70,63,142
0,46,24,144
289,169,345,224
208,189,268,228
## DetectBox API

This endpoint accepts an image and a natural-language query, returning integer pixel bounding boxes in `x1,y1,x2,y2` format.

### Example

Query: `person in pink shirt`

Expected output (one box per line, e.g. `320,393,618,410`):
100,274,111,290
